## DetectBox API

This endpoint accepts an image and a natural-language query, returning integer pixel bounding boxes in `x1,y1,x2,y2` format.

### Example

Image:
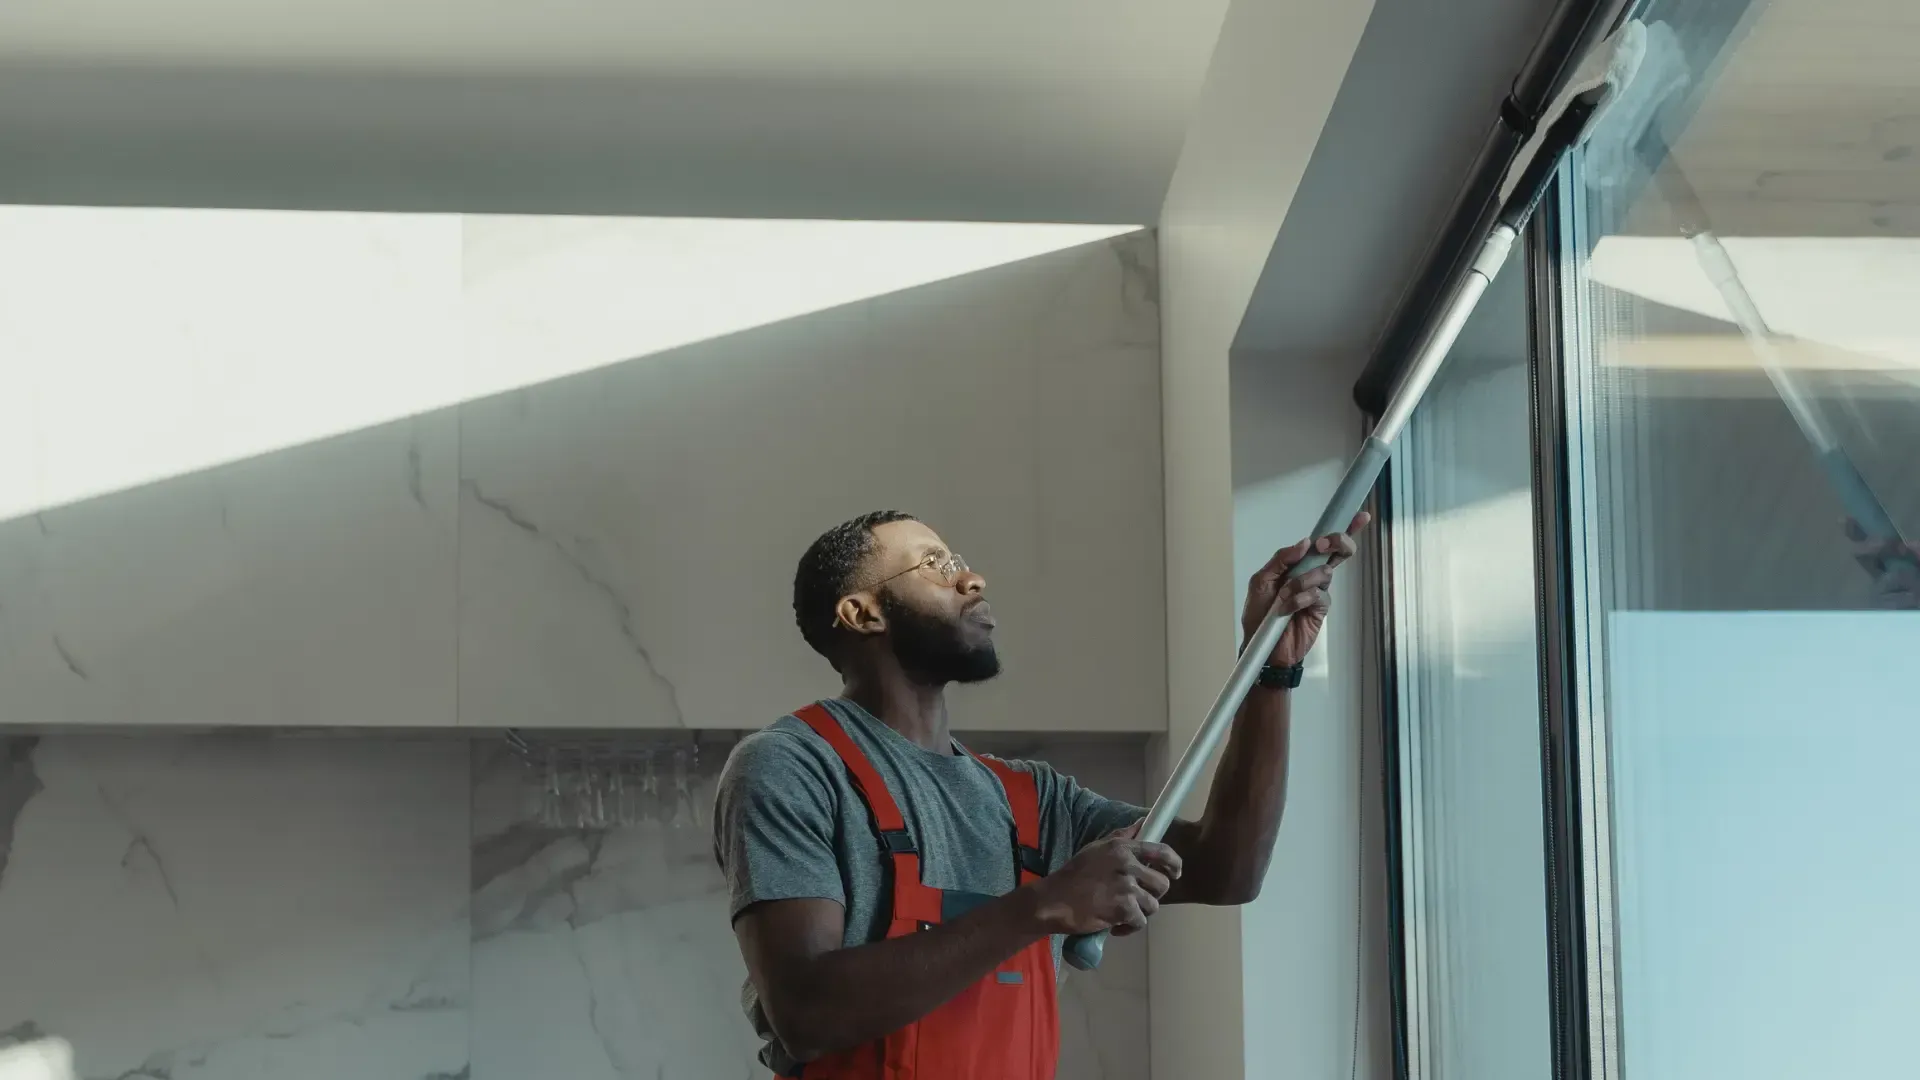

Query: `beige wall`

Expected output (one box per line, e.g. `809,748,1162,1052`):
1152,0,1387,1076
0,224,1165,735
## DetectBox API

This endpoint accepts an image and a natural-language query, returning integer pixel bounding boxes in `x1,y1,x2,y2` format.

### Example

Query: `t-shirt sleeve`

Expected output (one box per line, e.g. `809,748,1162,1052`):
1024,759,1147,855
712,729,847,920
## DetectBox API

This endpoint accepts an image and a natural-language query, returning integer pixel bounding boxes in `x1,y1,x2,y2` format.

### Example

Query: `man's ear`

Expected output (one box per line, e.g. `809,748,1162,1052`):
834,593,887,636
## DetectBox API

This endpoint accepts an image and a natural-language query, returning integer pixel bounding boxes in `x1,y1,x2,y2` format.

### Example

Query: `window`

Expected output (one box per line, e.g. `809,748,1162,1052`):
1386,266,1554,1080
1386,4,1920,1077
1558,3,1920,1078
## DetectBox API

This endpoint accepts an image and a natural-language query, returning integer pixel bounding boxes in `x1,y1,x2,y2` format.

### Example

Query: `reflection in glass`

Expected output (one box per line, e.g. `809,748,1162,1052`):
1562,3,1920,1077
1389,268,1553,1080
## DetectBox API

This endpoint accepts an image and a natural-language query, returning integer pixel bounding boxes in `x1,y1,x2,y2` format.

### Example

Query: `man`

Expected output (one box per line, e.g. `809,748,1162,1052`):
713,508,1369,1078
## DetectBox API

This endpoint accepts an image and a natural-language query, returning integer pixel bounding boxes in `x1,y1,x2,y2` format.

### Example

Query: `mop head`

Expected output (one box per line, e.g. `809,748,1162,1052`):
1582,19,1692,189
1496,17,1662,208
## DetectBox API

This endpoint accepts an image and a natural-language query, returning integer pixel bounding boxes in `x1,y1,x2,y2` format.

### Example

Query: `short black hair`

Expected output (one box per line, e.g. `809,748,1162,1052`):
793,510,918,665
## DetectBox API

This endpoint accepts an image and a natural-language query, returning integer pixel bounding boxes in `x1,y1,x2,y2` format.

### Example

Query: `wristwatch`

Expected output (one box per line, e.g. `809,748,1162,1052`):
1256,660,1304,690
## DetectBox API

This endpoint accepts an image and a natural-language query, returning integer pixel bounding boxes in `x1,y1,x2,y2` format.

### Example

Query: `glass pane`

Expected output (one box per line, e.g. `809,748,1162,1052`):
1389,267,1553,1080
1561,4,1920,1079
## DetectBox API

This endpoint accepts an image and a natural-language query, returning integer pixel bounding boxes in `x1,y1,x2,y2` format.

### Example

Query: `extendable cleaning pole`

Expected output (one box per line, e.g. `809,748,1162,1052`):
1063,18,1657,972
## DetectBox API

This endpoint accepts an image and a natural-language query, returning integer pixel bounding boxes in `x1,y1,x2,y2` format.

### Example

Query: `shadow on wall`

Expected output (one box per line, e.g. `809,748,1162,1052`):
0,227,1164,735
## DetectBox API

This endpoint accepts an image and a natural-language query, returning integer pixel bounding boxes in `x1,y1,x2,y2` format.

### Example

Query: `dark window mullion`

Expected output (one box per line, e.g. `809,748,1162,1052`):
1527,173,1596,1080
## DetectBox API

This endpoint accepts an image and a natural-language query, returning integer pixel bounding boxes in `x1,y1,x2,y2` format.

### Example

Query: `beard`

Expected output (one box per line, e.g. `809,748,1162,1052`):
879,591,1002,685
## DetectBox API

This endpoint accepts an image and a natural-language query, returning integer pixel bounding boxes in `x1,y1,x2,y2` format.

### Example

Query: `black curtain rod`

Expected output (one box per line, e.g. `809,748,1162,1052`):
1351,0,1639,416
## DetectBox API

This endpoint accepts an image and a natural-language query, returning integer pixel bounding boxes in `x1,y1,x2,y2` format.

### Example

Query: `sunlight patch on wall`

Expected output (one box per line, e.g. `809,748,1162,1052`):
0,206,1139,522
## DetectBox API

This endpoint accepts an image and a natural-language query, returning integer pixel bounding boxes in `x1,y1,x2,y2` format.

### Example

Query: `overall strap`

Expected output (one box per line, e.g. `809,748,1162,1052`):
976,756,1048,884
792,704,944,929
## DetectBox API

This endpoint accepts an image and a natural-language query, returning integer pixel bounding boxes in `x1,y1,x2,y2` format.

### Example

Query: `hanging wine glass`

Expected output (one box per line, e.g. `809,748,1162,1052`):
592,747,614,829
610,749,633,822
641,748,661,828
686,743,704,828
670,746,693,829
572,747,597,829
540,746,564,828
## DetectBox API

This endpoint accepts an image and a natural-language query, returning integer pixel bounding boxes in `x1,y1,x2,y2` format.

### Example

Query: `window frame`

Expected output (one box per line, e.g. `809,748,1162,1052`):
1529,174,1617,1080
1375,6,1794,1080
1373,178,1619,1080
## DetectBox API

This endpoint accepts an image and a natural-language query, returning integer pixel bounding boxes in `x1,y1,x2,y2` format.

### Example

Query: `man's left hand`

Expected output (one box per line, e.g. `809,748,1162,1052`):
1242,511,1373,668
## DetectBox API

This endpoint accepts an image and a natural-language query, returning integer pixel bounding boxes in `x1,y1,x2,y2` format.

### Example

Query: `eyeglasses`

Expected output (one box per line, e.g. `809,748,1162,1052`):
872,550,970,589
832,552,973,631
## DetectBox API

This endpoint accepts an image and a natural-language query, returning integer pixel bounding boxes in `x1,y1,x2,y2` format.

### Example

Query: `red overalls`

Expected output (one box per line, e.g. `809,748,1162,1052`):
791,703,1061,1080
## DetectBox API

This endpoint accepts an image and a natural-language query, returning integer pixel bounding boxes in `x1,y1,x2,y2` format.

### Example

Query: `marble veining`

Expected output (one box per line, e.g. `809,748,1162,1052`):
0,737,42,889
460,482,684,727
0,735,471,1080
407,426,430,512
0,411,459,729
50,639,87,683
453,230,1162,735
468,738,763,1080
0,731,1146,1080
3,230,1159,737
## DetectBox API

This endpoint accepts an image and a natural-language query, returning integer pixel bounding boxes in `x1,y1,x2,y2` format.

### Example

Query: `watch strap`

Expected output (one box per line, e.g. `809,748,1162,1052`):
1256,661,1304,690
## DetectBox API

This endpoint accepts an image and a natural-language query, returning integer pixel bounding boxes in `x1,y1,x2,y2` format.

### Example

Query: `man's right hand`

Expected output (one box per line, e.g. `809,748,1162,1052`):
739,833,1180,1063
1029,823,1182,937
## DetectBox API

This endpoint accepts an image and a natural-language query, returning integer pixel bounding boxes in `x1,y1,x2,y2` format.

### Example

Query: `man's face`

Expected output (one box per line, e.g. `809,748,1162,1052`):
856,519,1000,684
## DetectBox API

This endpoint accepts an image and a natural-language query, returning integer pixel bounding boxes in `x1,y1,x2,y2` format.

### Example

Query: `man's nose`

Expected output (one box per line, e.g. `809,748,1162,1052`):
957,570,987,596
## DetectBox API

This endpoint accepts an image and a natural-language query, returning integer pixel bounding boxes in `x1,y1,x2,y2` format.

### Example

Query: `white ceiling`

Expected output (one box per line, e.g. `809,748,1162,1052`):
1235,0,1554,356
1,1,1204,79
0,0,1234,221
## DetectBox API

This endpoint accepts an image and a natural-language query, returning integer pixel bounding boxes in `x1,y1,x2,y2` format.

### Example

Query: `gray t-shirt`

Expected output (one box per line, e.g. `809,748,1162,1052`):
712,697,1145,1074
